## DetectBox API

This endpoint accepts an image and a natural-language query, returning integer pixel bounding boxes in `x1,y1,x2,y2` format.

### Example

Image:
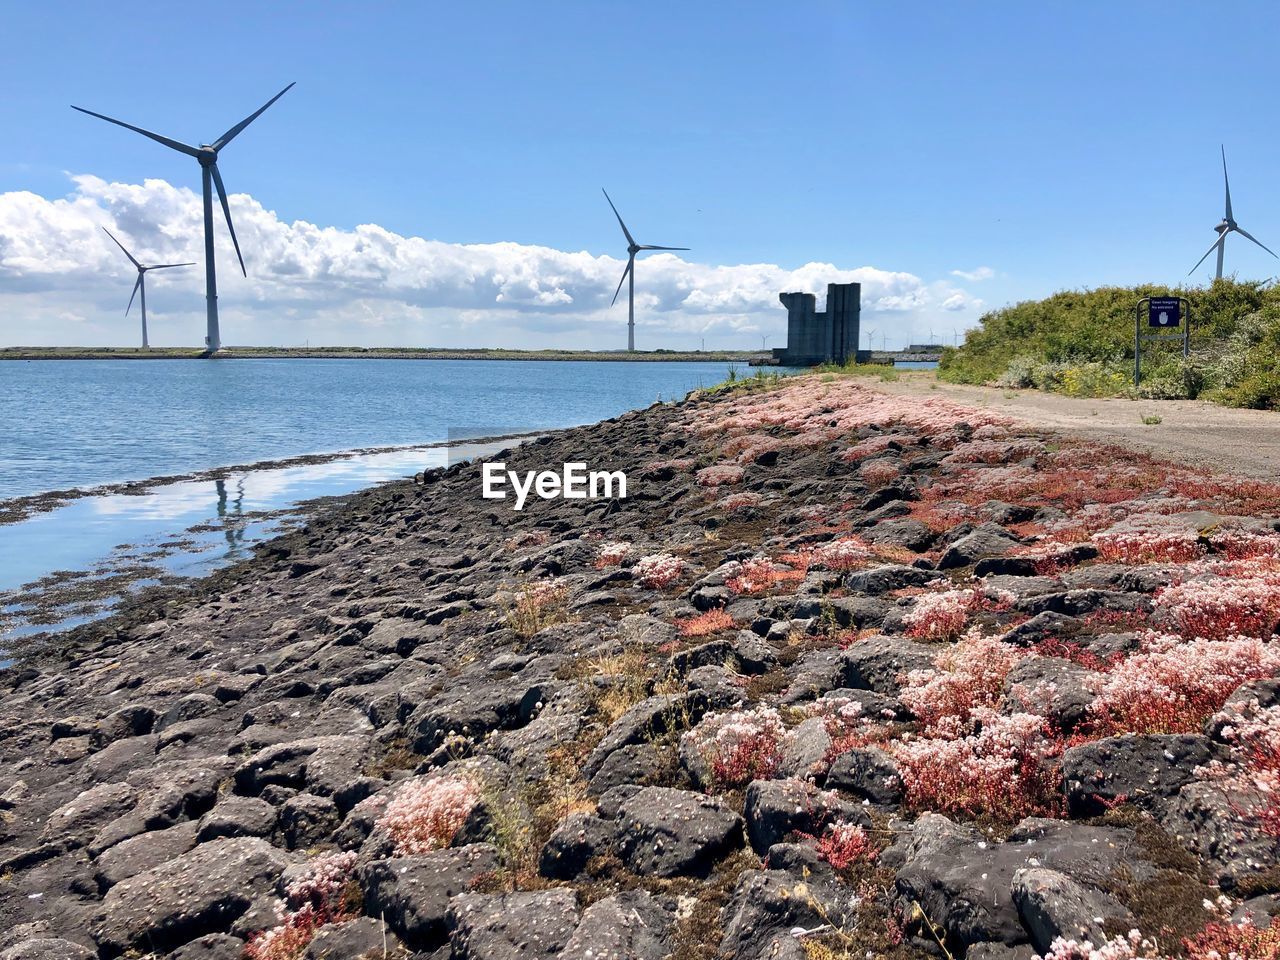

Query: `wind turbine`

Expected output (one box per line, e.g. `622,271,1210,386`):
102,227,194,348
602,189,688,351
73,83,295,353
1188,146,1277,280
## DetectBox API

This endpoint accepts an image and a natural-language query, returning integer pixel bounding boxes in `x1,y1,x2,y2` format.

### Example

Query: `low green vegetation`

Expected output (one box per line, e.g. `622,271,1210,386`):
814,360,901,381
939,279,1280,408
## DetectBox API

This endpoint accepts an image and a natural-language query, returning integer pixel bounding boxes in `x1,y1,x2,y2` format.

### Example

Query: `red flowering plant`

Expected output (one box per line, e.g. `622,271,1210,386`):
245,851,359,960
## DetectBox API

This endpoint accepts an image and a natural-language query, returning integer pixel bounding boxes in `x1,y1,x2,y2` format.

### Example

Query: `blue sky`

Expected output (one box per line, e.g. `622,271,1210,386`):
2,2,1279,349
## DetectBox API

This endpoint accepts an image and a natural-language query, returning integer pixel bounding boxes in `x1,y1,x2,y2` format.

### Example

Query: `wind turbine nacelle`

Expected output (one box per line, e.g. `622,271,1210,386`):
197,147,218,165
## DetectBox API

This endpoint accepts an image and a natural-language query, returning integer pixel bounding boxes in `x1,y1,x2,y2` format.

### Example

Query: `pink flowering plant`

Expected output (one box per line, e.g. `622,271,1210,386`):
593,540,631,568
633,552,686,589
682,706,785,789
376,774,481,855
695,464,746,487
1087,633,1280,735
245,851,359,960
899,632,1023,735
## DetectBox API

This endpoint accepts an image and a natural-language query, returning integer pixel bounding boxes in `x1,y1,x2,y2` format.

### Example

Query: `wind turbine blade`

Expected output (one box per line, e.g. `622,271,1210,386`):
1187,233,1226,276
125,274,142,316
637,245,689,251
1234,226,1279,260
149,262,197,270
601,189,636,247
210,164,247,276
611,256,634,306
101,227,141,268
1222,145,1233,222
213,82,295,151
70,105,200,157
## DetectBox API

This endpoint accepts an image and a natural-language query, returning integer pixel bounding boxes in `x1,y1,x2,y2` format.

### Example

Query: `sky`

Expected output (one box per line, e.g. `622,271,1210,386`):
2,1,1280,350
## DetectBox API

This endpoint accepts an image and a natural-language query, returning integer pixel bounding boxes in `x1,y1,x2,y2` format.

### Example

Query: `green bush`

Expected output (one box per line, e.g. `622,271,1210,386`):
942,279,1280,407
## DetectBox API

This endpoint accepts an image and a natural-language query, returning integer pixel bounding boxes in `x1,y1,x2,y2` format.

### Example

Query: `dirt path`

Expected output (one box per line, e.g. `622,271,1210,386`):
877,371,1280,480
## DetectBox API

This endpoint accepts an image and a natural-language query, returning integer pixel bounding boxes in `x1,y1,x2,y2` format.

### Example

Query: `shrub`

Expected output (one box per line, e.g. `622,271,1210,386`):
902,587,1016,641
377,775,481,855
507,579,569,637
245,851,359,960
634,553,686,589
809,537,873,572
682,706,784,788
695,464,745,487
891,709,1064,821
719,491,763,512
815,820,877,870
1088,634,1280,735
899,632,1022,735
725,557,803,595
676,608,736,638
859,459,901,485
594,541,631,568
1202,702,1280,839
1153,566,1280,639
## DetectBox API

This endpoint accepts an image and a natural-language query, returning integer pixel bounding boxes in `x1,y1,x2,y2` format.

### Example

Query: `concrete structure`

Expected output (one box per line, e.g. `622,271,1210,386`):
772,282,861,366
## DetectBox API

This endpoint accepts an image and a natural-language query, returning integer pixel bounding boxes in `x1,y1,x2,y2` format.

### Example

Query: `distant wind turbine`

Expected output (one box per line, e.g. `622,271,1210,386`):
602,189,688,351
73,83,295,354
102,227,193,348
1188,146,1277,280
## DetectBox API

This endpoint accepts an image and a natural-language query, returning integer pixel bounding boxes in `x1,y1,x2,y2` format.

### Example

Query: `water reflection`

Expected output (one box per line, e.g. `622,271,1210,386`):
0,439,515,645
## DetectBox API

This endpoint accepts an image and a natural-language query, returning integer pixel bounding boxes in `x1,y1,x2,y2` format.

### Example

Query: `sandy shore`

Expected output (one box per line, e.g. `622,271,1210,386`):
1,375,1277,959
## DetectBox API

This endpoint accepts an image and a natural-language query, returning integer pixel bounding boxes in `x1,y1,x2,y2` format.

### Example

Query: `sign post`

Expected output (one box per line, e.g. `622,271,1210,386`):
1134,296,1190,387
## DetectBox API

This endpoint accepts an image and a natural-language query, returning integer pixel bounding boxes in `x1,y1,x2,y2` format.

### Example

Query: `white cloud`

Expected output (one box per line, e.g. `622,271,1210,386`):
950,266,995,282
0,175,988,349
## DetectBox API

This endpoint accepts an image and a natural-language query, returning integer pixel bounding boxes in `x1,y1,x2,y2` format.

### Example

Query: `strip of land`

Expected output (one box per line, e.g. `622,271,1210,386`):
0,346,768,362
1,374,1277,958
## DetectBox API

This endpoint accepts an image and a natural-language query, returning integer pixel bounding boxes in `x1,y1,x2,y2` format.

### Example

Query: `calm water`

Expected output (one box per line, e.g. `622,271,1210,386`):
0,359,747,500
0,358,766,643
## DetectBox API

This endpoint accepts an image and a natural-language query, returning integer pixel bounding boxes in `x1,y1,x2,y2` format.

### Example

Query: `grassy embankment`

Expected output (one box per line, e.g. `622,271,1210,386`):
0,346,765,363
938,279,1280,408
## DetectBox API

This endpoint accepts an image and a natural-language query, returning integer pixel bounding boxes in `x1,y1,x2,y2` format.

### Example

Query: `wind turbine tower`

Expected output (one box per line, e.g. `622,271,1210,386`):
102,228,193,348
602,189,688,351
1188,146,1277,280
73,84,295,354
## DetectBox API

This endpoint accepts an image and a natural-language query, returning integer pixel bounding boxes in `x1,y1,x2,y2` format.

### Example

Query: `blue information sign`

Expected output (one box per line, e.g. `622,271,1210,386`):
1149,298,1181,328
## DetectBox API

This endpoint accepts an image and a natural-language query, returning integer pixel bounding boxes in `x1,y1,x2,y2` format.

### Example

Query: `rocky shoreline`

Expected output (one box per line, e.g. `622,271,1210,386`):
1,374,1277,960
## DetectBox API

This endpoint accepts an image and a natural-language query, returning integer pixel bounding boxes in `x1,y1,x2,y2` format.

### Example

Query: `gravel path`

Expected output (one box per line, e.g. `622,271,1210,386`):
878,372,1280,480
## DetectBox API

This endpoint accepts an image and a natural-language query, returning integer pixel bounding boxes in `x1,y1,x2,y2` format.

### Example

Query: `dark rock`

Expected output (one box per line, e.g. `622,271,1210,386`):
0,943,94,960
583,692,710,777
719,869,851,960
1003,656,1095,731
615,786,744,877
1061,734,1215,816
776,717,831,780
886,814,1154,949
1012,867,1135,952
233,735,370,797
826,747,903,806
166,934,245,960
91,837,295,955
998,611,1083,646
561,890,671,960
937,523,1020,570
1168,781,1280,889
839,636,935,695
358,844,499,949
303,918,392,959
447,888,580,958
587,743,666,795
1017,590,1147,618
843,565,943,595
538,812,615,880
197,796,277,842
93,822,199,891
279,792,340,848
743,778,867,854
865,518,937,553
